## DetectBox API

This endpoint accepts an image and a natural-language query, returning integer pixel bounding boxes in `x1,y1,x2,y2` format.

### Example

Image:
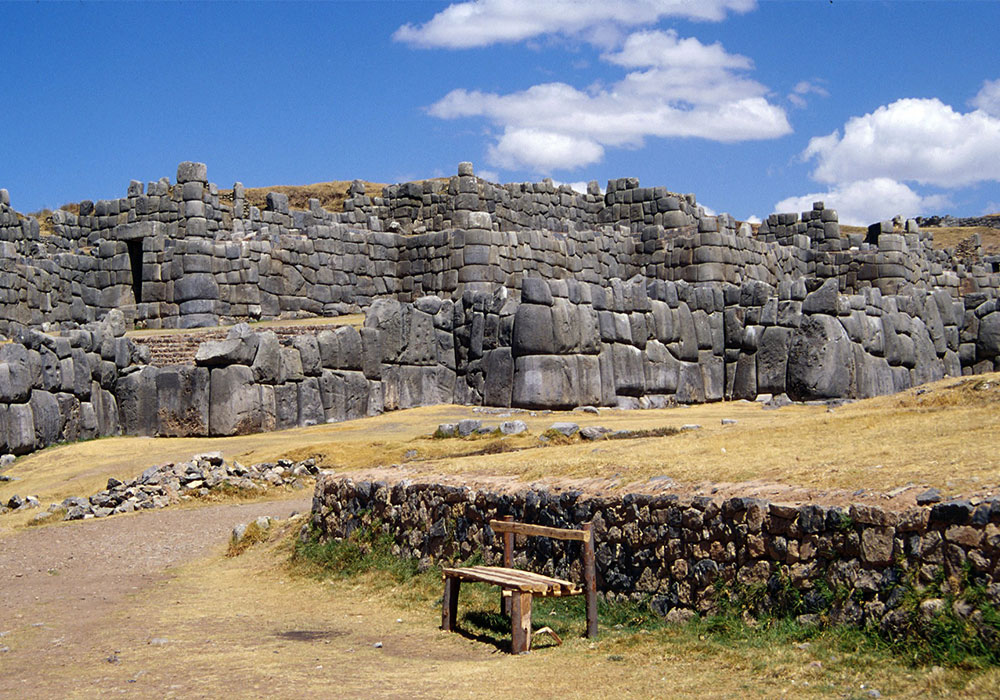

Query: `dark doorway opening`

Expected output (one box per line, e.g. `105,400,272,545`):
127,239,144,303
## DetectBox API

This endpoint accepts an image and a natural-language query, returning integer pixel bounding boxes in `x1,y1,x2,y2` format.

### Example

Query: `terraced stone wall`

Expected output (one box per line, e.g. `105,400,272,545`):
311,474,1000,629
2,162,998,336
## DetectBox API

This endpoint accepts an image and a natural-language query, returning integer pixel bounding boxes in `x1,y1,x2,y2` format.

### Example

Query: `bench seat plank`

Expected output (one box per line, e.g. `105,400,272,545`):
442,565,582,597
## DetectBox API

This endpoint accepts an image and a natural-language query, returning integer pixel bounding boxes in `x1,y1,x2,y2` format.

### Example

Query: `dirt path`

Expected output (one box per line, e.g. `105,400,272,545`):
0,497,310,698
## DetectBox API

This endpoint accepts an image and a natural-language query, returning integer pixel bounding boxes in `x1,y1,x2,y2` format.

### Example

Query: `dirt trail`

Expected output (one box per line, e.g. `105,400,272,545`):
0,497,309,697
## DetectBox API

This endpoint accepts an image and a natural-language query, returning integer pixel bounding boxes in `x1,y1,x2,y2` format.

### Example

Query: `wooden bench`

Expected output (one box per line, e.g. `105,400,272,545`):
441,516,597,654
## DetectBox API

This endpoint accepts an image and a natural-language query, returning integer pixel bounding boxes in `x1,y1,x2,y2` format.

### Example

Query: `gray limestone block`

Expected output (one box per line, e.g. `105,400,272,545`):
512,355,581,409
71,348,92,397
173,272,219,302
209,365,261,436
258,384,277,433
700,350,725,401
649,300,676,344
852,346,895,398
630,312,650,348
512,303,556,356
756,326,791,395
786,314,854,400
598,345,616,406
943,349,962,377
977,312,1000,360
692,310,713,350
181,181,204,201
6,402,35,455
194,337,256,367
292,336,322,376
577,305,601,354
521,277,553,305
801,278,842,315
891,365,912,393
551,298,581,353
399,309,436,365
674,304,699,361
382,365,454,411
643,339,679,394
365,298,405,362
0,188,9,206
30,390,63,448
675,362,706,404
251,331,281,384
360,327,382,380
318,369,345,421
155,365,210,436
483,348,514,407
732,352,757,400
297,377,324,427
79,401,98,439
279,346,305,383
340,370,371,420
317,330,339,369
93,386,119,437
598,310,617,342
266,192,290,214
612,343,645,396
274,382,299,430
55,392,81,444
116,365,160,437
910,324,945,387
176,162,208,184
0,361,32,404
575,355,602,406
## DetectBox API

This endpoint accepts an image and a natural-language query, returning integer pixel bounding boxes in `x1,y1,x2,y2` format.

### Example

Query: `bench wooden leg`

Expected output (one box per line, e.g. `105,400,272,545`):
511,591,532,654
442,577,460,632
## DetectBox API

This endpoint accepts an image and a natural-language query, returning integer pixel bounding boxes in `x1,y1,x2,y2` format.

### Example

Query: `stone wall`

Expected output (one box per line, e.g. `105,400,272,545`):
311,474,1000,627
0,310,146,456
2,271,999,459
2,162,998,335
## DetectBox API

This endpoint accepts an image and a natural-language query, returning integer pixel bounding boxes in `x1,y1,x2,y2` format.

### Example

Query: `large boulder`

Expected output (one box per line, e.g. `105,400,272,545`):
210,365,262,436
756,326,791,395
156,366,210,436
116,366,160,436
512,355,596,409
512,303,556,356
978,312,1000,360
787,314,855,400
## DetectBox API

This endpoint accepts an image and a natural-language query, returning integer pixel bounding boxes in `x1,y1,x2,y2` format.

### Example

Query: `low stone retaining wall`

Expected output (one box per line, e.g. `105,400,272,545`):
311,474,1000,627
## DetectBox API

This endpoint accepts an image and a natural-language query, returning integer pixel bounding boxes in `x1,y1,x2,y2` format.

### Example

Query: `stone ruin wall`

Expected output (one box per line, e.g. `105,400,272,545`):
1,161,998,336
312,474,1000,631
2,161,1000,460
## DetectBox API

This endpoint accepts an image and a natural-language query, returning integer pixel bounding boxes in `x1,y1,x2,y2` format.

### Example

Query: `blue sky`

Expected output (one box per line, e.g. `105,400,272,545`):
1,0,998,225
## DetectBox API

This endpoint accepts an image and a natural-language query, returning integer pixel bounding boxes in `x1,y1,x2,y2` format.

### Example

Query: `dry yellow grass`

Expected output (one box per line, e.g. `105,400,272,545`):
125,313,365,339
217,180,387,213
926,226,1000,255
3,372,999,532
18,524,990,699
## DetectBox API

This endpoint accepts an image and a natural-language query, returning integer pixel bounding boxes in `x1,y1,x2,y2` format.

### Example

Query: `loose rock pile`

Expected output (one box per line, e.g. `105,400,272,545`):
3,453,320,522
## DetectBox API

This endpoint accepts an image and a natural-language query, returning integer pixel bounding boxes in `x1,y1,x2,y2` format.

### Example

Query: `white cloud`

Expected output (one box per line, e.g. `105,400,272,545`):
802,98,1000,188
787,79,828,108
488,128,605,170
476,168,501,182
744,214,761,224
394,0,756,49
971,78,1000,117
428,29,790,172
773,178,951,227
551,179,594,194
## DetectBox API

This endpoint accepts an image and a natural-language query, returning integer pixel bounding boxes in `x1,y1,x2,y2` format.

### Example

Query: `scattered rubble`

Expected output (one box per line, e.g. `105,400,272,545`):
3,452,320,522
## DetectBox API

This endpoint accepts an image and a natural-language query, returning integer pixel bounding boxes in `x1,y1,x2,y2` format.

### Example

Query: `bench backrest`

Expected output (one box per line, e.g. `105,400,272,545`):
490,516,598,637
